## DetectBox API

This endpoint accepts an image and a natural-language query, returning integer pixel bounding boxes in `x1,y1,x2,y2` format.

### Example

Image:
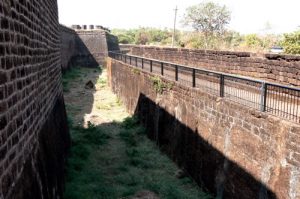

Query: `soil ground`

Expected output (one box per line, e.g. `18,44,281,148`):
63,66,212,199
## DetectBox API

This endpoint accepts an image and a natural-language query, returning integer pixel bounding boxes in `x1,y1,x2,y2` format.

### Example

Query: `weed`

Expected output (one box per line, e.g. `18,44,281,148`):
65,121,111,199
96,103,112,110
149,76,173,94
119,129,137,147
97,77,107,87
122,116,139,129
62,67,83,92
116,97,122,106
64,68,211,199
131,68,140,75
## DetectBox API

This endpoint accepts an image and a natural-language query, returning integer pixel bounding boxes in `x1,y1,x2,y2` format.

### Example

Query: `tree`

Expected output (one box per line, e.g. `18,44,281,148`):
182,2,231,37
134,29,150,45
281,31,300,55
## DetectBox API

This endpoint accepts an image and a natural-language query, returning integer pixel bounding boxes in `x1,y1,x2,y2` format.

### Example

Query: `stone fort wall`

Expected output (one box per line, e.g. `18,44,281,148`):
60,25,119,71
107,58,300,199
121,45,300,87
0,1,70,198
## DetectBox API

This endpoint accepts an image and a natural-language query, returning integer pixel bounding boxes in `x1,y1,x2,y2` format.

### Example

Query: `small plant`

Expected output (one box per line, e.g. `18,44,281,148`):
96,103,112,110
131,68,141,75
122,116,139,129
62,67,83,92
97,77,107,88
116,97,122,106
150,76,173,94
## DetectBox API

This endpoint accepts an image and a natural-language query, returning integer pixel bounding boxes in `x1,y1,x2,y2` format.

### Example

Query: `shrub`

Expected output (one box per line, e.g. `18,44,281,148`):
281,31,300,54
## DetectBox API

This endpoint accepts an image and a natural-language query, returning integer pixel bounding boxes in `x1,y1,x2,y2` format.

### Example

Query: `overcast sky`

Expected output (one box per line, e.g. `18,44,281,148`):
58,0,300,34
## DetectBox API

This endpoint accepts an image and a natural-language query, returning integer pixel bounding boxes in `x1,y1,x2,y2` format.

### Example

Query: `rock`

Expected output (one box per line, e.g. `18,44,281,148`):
131,190,160,199
85,80,95,89
175,169,187,179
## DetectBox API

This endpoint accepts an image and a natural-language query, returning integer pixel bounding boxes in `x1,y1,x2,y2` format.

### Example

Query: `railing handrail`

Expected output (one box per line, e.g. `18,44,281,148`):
109,51,300,123
109,51,300,91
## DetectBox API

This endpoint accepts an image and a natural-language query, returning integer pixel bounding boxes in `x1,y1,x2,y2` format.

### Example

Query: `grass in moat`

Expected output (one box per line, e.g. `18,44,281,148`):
62,66,212,199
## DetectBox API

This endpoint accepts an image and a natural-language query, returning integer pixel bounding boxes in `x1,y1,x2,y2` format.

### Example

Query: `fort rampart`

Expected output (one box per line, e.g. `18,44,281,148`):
107,57,300,199
60,25,119,70
121,45,300,86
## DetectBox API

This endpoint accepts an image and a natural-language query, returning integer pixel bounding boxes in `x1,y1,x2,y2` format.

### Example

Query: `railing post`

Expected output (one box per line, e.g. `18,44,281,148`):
260,82,267,112
150,60,153,72
161,62,164,76
142,58,144,69
125,55,127,63
220,74,224,97
192,69,196,87
175,65,178,81
135,57,138,67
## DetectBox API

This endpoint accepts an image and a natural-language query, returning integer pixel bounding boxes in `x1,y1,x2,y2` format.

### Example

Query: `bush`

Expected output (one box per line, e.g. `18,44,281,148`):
244,34,263,47
281,31,300,54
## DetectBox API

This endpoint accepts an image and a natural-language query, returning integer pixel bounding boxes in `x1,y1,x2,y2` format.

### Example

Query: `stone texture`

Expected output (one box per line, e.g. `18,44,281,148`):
60,25,119,70
107,58,300,199
121,45,300,86
0,0,70,198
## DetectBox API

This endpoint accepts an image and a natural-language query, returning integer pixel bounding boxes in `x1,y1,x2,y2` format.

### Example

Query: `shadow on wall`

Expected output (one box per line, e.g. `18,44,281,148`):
133,93,276,199
72,36,100,68
60,25,120,72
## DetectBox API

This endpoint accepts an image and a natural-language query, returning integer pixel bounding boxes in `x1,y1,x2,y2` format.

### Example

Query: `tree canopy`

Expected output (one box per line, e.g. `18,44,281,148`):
182,2,231,35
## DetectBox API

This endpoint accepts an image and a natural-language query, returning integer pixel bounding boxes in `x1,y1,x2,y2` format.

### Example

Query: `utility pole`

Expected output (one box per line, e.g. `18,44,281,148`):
172,6,178,47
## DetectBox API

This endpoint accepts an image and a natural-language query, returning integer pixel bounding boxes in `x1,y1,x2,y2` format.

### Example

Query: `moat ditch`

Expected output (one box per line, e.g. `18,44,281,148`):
62,66,212,199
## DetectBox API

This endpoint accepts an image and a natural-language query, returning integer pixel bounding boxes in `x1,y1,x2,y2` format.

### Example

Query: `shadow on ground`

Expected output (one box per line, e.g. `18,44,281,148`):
134,93,277,199
62,67,211,199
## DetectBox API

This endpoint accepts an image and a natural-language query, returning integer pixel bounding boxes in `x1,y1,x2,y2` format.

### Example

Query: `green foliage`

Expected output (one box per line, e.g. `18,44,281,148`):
62,67,83,92
97,77,107,88
149,76,173,94
180,32,206,49
183,2,231,49
112,27,173,45
122,116,139,129
135,29,150,45
64,68,211,199
182,2,231,35
131,68,141,75
65,121,111,198
281,31,300,54
243,34,263,47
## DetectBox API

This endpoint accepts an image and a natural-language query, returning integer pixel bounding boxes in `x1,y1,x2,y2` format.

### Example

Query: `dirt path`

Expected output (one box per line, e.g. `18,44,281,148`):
63,67,211,199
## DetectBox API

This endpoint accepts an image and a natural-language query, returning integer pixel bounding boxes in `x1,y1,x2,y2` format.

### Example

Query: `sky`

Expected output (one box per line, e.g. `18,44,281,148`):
58,0,300,34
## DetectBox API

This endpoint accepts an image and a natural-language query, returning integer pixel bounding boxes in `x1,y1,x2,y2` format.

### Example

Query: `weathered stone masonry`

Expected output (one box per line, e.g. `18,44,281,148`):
60,25,119,71
0,1,70,198
107,58,300,199
121,45,300,87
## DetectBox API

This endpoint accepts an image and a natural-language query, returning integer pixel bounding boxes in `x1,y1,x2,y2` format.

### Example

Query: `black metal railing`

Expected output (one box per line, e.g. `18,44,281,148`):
108,51,300,123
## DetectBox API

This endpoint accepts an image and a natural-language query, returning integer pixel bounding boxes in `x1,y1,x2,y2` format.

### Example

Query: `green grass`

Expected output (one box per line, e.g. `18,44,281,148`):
64,120,111,199
97,77,107,88
63,67,212,199
62,67,84,92
64,116,212,199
